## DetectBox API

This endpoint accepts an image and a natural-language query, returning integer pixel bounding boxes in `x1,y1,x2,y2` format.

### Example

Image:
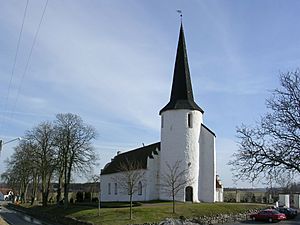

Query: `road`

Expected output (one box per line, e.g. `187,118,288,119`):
0,201,59,225
216,214,300,225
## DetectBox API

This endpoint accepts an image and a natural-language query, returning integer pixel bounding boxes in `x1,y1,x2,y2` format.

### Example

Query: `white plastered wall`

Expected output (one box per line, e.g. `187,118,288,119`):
278,194,290,207
145,150,160,200
293,194,300,208
216,188,224,202
100,153,160,202
101,169,146,202
198,125,216,202
160,109,202,202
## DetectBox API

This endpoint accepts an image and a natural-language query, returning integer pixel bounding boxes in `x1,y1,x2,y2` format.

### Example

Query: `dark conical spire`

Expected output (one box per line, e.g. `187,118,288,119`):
160,23,203,115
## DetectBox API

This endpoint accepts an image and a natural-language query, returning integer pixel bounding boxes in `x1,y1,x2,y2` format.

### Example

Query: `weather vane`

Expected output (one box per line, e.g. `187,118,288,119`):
176,9,183,21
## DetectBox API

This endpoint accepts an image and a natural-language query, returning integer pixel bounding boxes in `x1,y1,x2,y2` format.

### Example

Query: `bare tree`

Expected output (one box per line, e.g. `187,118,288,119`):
88,174,100,202
25,122,57,206
2,141,34,203
229,70,300,183
160,160,193,213
54,113,97,208
112,159,145,220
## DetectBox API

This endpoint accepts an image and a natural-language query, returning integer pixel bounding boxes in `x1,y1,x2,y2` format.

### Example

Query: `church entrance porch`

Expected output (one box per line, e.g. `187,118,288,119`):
185,186,193,202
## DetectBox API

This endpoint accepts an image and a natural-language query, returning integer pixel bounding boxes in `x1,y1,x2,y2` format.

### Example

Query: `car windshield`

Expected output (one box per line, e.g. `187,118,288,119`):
259,211,270,214
272,210,280,214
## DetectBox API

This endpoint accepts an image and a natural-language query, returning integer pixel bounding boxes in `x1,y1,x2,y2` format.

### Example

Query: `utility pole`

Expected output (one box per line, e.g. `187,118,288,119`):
98,175,101,216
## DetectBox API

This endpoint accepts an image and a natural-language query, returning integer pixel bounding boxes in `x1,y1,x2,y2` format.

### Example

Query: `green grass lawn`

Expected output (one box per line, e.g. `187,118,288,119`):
16,202,266,225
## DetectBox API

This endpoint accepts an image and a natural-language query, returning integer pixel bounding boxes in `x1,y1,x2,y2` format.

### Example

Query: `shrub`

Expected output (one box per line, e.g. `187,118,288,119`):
76,192,84,202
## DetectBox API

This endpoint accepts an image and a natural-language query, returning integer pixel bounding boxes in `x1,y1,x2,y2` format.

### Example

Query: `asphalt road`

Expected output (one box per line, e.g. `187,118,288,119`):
0,201,58,225
216,214,300,225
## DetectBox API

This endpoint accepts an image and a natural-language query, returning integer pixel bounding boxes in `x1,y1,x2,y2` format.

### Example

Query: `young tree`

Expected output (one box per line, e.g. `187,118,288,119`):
113,159,145,220
54,113,97,208
229,70,300,182
88,174,100,202
160,160,193,213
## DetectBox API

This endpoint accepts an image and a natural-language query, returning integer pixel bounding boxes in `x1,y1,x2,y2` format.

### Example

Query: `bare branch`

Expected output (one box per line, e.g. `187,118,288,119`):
229,70,300,183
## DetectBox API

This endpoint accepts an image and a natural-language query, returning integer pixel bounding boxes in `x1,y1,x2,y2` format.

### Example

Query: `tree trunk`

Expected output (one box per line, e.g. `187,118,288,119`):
129,194,133,220
63,180,68,208
64,163,72,209
31,174,39,205
172,193,175,213
42,192,48,207
56,169,63,203
63,153,69,209
56,187,61,204
24,182,29,204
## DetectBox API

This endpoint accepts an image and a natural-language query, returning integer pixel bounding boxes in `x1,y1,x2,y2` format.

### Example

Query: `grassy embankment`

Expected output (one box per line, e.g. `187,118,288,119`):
16,202,267,225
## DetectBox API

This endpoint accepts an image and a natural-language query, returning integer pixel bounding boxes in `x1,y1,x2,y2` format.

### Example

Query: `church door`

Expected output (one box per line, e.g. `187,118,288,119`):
185,186,193,202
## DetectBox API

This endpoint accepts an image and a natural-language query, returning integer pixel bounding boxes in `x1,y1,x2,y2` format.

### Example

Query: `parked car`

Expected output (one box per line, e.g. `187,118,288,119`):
250,209,286,222
276,207,298,219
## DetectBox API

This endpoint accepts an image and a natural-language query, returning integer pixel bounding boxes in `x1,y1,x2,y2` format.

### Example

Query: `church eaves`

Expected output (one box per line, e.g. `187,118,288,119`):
160,24,204,115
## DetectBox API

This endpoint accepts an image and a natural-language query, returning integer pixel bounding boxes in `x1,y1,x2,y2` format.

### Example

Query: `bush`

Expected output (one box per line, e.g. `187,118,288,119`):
76,192,84,202
92,197,98,202
84,192,91,201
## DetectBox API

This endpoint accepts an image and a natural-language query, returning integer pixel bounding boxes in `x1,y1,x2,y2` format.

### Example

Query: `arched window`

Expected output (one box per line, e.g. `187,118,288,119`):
138,181,142,195
108,183,111,195
114,183,118,195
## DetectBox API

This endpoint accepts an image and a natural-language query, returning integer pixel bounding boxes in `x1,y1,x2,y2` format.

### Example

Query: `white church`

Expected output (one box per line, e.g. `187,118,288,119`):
100,24,223,203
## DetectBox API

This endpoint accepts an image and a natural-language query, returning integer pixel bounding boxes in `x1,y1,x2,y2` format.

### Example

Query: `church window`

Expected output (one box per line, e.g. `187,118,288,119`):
188,113,193,128
108,183,111,195
114,183,118,195
138,181,142,195
161,115,164,128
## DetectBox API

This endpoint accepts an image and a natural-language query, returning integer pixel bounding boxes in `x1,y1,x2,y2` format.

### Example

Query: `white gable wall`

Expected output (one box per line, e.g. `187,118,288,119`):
198,125,216,202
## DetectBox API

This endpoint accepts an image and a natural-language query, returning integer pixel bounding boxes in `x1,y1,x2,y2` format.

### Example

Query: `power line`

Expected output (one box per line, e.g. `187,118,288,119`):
7,0,49,130
0,0,29,133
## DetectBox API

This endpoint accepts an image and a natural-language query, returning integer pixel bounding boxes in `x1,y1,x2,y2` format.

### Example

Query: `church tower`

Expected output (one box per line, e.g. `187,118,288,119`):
159,24,205,202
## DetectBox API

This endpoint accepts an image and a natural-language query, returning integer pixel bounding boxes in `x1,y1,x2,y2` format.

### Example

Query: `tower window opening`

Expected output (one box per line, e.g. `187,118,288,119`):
188,113,193,128
161,115,164,128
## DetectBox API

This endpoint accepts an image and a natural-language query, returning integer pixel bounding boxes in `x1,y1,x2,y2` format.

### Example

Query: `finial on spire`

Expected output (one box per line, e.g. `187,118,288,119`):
176,9,183,22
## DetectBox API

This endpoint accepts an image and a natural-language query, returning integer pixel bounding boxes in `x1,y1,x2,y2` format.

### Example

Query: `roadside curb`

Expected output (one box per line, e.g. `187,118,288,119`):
0,216,9,225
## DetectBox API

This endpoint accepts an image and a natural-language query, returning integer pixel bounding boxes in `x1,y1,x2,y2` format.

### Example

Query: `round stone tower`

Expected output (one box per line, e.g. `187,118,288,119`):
159,24,204,202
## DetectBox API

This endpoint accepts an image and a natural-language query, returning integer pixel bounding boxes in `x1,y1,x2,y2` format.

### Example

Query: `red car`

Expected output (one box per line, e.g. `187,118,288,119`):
250,209,286,222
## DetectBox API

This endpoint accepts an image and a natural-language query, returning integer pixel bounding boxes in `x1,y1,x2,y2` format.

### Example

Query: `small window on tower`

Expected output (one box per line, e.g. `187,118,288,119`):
188,113,193,128
161,115,164,128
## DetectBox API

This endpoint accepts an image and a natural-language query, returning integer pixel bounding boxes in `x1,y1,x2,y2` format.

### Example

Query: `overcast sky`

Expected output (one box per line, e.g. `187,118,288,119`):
1,0,300,188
